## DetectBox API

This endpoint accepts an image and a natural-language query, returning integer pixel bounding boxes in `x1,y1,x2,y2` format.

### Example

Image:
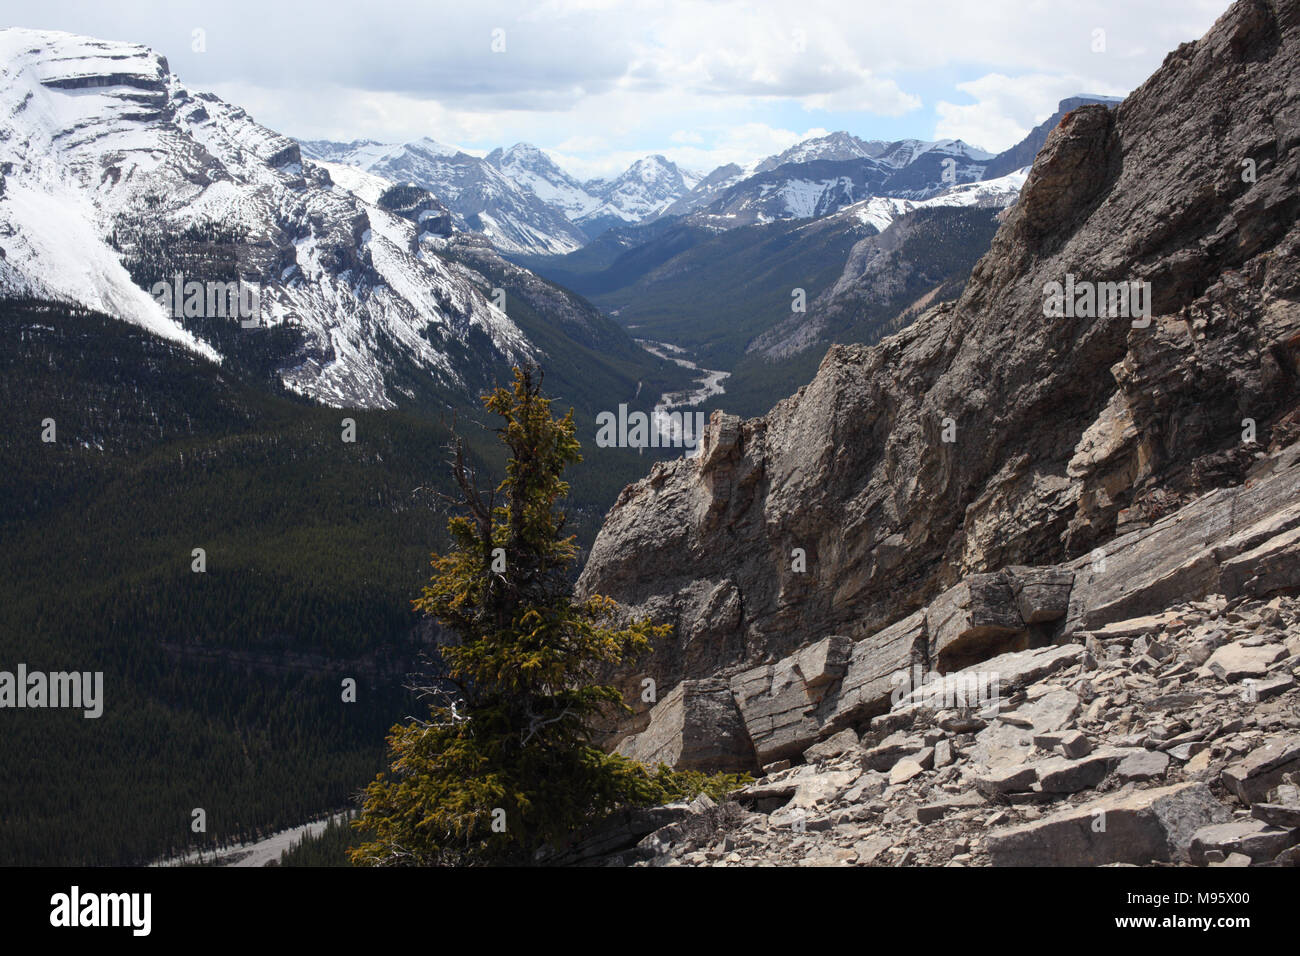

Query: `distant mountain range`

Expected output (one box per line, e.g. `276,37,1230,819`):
512,169,1028,419
299,138,703,254
299,97,1113,257
0,23,1119,426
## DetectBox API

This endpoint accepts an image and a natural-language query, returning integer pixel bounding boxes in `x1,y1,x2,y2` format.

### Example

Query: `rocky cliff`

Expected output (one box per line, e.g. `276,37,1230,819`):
577,0,1300,722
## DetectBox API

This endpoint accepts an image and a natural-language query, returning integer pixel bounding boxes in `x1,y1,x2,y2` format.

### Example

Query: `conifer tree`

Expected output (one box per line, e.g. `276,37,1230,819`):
351,366,688,865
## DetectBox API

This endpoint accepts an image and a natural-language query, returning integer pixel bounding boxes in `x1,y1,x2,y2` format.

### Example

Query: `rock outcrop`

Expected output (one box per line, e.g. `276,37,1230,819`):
562,0,1300,868
603,436,1300,777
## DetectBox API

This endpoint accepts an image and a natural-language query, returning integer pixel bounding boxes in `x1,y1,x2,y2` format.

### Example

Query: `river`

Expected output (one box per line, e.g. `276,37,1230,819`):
150,813,348,868
635,338,730,450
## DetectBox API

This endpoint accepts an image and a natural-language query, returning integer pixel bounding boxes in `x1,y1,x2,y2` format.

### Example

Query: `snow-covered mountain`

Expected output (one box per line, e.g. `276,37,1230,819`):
871,137,992,169
818,166,1029,233
683,157,894,227
650,135,999,231
753,131,890,173
485,142,601,221
0,28,552,408
575,155,700,238
302,125,1013,255
298,137,589,256
302,139,705,250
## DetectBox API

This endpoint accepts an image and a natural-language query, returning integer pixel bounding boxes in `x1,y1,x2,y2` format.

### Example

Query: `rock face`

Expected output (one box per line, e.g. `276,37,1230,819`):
980,95,1123,181
556,0,1300,869
614,679,757,774
576,0,1300,729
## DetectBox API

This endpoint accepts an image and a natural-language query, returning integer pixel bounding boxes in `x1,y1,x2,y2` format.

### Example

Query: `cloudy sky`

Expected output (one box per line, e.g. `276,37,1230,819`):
2,0,1232,178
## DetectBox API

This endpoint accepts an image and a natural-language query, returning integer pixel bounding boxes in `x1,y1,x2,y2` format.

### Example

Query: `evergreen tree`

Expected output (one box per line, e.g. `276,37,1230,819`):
351,366,724,866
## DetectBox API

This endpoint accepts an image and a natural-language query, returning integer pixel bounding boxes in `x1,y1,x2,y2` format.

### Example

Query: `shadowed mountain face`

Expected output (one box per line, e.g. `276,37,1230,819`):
981,94,1124,181
577,0,1300,702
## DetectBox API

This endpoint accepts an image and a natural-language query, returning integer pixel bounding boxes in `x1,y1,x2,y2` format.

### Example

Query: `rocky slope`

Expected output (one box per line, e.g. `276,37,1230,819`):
596,584,1300,867
572,0,1300,867
578,0,1300,697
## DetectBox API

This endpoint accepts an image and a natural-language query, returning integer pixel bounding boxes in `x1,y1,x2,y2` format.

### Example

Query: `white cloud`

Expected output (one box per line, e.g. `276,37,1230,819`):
1,0,1234,170
933,72,1128,153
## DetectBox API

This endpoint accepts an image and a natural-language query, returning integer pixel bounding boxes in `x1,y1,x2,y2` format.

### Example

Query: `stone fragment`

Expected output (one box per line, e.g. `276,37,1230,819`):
1035,752,1114,794
1007,566,1074,624
788,770,862,810
1184,750,1213,775
1245,674,1296,701
621,678,757,772
1222,736,1300,804
933,739,955,768
1056,730,1094,759
830,611,927,728
1219,525,1300,599
890,759,925,786
1205,642,1287,682
861,732,925,771
1021,688,1081,733
1114,749,1171,783
802,727,859,763
853,835,893,864
841,771,888,804
1088,612,1184,640
1189,819,1299,864
916,791,985,824
729,634,853,763
1251,803,1300,828
985,783,1231,866
973,764,1038,797
926,572,1027,671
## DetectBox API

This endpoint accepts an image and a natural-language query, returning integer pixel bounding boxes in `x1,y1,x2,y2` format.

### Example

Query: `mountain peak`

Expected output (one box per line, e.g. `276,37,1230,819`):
755,131,881,173
412,136,462,156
